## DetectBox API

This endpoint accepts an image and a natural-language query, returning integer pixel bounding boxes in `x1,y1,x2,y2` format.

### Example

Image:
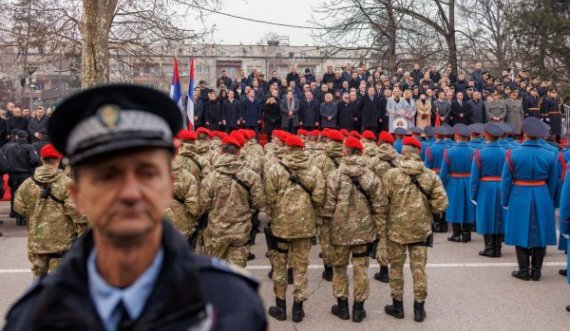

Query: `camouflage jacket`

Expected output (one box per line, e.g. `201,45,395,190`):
165,164,200,238
264,143,285,175
362,140,379,160
199,153,265,242
312,141,343,179
241,141,265,178
265,149,325,239
322,156,388,246
14,165,87,254
366,144,401,180
382,154,448,244
176,143,211,182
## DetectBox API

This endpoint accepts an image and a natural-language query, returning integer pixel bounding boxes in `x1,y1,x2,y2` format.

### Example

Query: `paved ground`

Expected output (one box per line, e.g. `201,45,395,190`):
0,203,568,330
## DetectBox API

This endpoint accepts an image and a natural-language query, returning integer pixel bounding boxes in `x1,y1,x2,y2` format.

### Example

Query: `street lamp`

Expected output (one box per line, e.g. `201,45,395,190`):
23,65,37,111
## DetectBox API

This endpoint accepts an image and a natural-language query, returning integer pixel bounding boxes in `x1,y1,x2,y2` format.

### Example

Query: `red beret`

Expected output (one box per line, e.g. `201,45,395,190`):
403,136,422,150
40,144,63,159
322,128,331,133
327,130,344,142
362,130,376,140
344,136,364,152
297,129,308,136
379,131,395,144
339,129,349,137
177,130,197,141
246,130,256,139
208,130,218,138
309,130,320,137
230,131,246,147
216,132,228,139
349,130,361,139
285,135,304,148
196,127,210,136
222,136,241,149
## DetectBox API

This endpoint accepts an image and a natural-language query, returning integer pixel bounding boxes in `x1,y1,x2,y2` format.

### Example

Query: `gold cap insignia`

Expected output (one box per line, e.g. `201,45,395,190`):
97,104,120,129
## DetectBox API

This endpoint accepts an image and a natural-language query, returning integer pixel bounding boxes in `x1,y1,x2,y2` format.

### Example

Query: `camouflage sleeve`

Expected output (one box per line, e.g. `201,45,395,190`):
198,173,215,215
249,172,266,213
310,168,326,208
321,170,339,218
264,168,279,212
184,173,201,220
13,179,32,217
370,173,388,216
377,170,394,237
429,174,449,213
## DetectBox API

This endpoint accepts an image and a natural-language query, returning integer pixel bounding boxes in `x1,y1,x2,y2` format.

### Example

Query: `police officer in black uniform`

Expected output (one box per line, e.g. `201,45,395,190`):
3,130,40,225
4,85,268,331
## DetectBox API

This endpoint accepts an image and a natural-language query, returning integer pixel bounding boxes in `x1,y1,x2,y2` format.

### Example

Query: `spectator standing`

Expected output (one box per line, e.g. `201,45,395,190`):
6,107,27,138
337,92,358,131
280,90,300,133
219,70,233,89
402,90,417,129
486,92,507,123
360,87,381,133
205,90,223,131
416,93,432,129
433,91,452,125
27,106,48,143
299,91,319,131
286,66,300,87
320,93,338,129
450,92,471,125
467,91,486,124
505,90,524,133
411,63,423,85
242,89,262,133
387,89,407,132
223,90,242,133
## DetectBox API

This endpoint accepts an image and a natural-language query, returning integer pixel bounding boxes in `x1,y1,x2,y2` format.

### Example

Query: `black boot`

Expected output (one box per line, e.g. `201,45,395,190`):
292,300,305,322
352,301,366,323
247,252,256,261
461,224,471,243
384,298,404,319
322,265,333,281
512,246,530,281
373,265,390,283
447,223,461,242
531,247,545,281
288,267,294,285
268,298,287,321
331,298,350,320
311,237,317,245
560,269,567,277
566,305,570,312
494,234,502,257
413,301,426,322
441,218,448,232
478,235,494,257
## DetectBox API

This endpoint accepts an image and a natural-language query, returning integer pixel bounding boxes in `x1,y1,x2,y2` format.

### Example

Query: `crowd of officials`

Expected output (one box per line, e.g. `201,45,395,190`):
1,63,569,329
189,62,565,143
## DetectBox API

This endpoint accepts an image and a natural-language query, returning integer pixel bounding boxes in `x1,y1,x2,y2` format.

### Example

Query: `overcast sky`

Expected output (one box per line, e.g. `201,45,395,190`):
201,0,323,45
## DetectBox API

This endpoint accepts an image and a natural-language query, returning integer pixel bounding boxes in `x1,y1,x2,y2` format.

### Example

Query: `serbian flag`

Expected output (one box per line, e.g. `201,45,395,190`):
169,57,186,127
187,57,195,131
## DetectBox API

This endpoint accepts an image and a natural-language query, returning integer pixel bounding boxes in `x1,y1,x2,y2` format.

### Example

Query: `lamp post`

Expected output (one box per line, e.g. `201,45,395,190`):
23,65,37,111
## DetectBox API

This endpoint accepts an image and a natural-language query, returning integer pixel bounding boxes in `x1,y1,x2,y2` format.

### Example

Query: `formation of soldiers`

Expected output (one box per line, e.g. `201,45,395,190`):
13,116,570,321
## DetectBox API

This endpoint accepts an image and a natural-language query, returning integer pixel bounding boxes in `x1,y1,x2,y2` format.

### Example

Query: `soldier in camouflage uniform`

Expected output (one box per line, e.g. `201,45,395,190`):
199,135,265,268
322,136,388,323
166,131,201,247
240,129,265,179
382,137,448,323
304,130,320,154
312,130,344,281
265,134,325,322
14,144,88,278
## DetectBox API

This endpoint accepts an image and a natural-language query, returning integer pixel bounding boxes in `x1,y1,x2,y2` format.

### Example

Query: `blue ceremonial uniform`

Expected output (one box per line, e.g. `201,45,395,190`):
559,161,570,284
558,150,570,252
468,137,484,150
440,142,476,224
394,138,403,153
425,140,447,174
500,141,558,248
470,141,507,234
420,138,434,161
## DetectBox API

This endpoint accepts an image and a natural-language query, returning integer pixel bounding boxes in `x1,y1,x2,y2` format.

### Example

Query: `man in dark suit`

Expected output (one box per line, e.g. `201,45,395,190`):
360,87,382,133
450,92,471,125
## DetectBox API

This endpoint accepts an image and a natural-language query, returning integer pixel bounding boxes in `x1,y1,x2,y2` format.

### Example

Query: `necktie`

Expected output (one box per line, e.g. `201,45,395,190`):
116,300,134,331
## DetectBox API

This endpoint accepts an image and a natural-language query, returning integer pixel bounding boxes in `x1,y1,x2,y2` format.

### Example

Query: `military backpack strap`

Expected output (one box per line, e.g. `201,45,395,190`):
188,155,203,172
330,156,339,168
409,172,434,247
278,162,312,196
347,175,373,207
31,178,64,205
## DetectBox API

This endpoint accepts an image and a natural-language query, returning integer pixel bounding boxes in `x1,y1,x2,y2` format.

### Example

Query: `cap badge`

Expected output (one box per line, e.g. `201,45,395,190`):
97,105,120,129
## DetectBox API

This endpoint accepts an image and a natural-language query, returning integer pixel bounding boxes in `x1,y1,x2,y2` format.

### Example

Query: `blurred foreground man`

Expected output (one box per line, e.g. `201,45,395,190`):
14,144,87,278
382,136,448,322
4,85,267,331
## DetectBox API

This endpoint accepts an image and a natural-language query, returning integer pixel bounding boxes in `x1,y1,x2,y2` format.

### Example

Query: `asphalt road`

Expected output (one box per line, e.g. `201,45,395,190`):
0,203,568,330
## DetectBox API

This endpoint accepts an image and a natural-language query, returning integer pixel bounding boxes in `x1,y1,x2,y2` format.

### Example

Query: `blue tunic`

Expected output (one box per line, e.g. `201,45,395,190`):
440,142,476,224
420,138,434,161
394,138,403,154
468,138,484,150
425,140,447,174
558,150,570,251
559,161,570,284
500,140,558,248
470,142,507,234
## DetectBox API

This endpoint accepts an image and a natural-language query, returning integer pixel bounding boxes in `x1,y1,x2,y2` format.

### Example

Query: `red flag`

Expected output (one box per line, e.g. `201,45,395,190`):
435,110,441,127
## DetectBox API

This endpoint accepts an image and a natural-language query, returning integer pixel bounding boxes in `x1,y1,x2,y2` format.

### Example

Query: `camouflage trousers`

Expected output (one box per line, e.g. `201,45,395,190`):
332,244,370,302
375,232,389,267
317,218,333,266
28,252,62,278
387,240,428,303
272,237,312,302
204,232,250,268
